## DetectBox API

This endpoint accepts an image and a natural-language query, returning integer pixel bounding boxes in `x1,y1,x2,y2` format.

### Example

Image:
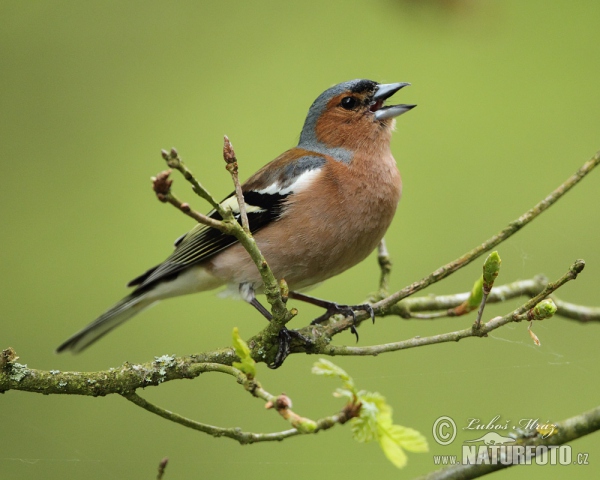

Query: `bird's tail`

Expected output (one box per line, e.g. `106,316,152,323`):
56,291,156,354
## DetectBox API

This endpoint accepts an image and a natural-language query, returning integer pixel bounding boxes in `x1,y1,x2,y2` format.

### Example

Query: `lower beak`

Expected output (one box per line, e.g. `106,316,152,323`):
372,82,416,120
374,104,416,120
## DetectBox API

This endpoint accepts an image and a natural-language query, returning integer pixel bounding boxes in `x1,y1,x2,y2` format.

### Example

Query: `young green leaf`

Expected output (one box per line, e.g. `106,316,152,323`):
377,424,430,468
353,391,429,468
312,360,428,469
351,392,386,443
483,251,501,291
530,298,557,320
378,429,408,468
231,327,256,379
467,275,484,309
311,358,355,392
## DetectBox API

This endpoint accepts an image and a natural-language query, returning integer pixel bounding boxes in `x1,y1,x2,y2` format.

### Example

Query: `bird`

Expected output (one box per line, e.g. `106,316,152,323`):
56,79,416,364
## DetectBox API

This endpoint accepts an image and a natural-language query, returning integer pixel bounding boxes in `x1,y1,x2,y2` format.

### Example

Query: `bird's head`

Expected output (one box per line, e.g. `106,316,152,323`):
298,79,415,161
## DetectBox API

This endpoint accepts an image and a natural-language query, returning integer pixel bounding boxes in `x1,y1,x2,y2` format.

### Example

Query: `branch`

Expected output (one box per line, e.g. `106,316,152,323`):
320,260,584,356
0,352,235,395
376,238,392,299
156,458,168,480
223,135,250,232
417,405,600,480
1,348,356,443
2,259,590,396
152,170,224,230
370,151,600,316
552,297,600,323
161,148,223,213
388,276,599,324
123,390,351,444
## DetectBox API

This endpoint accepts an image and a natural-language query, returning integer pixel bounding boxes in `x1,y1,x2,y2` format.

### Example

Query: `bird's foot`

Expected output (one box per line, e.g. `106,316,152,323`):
310,302,375,342
268,327,313,369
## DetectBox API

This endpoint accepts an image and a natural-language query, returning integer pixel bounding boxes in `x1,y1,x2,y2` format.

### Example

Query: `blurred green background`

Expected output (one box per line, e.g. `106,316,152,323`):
1,1,599,479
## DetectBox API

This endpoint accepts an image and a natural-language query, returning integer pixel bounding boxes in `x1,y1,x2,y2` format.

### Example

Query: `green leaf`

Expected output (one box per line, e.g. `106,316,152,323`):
312,359,428,469
378,430,408,469
351,391,387,443
333,388,355,401
377,422,429,469
531,298,557,320
378,424,428,468
467,275,484,308
386,425,429,453
483,251,501,290
231,327,256,379
311,358,355,392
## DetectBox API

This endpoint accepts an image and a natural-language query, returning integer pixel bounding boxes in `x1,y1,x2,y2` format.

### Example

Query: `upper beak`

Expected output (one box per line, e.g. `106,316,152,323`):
372,82,416,121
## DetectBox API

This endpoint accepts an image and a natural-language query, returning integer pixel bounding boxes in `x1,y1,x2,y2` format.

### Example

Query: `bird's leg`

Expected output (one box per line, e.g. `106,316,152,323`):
288,291,375,342
239,282,272,319
239,283,311,368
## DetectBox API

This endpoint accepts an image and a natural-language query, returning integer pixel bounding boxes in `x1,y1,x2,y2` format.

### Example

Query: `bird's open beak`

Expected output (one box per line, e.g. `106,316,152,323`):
371,82,416,121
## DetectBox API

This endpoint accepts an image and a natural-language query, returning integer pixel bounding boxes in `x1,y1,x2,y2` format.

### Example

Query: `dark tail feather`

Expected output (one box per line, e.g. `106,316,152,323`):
56,291,154,353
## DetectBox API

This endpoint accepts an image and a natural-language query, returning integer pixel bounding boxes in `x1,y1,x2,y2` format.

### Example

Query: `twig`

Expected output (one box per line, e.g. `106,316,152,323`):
475,252,501,328
223,136,250,232
474,292,488,327
124,390,301,444
415,404,600,480
371,276,599,323
390,278,543,319
161,148,224,214
122,365,356,444
377,238,392,298
152,170,224,231
157,458,168,480
552,297,600,323
371,151,600,316
321,260,584,356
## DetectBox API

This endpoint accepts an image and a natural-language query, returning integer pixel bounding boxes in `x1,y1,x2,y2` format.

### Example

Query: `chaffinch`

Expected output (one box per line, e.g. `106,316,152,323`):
57,79,416,355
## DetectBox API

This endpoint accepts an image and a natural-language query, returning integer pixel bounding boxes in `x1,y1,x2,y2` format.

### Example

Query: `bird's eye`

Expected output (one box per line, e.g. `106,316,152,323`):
340,96,358,110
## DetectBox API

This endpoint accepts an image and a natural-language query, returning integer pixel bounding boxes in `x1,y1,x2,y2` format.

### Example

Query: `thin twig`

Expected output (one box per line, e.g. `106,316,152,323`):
122,366,354,444
152,170,225,231
377,238,392,298
223,135,250,233
123,390,300,444
552,297,600,323
321,260,584,356
371,151,600,315
391,278,543,319
157,458,168,480
161,148,224,214
474,290,489,328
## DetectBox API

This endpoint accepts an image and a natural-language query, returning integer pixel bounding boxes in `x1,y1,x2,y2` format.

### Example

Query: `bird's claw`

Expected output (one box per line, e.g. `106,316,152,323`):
268,327,314,369
310,302,375,343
